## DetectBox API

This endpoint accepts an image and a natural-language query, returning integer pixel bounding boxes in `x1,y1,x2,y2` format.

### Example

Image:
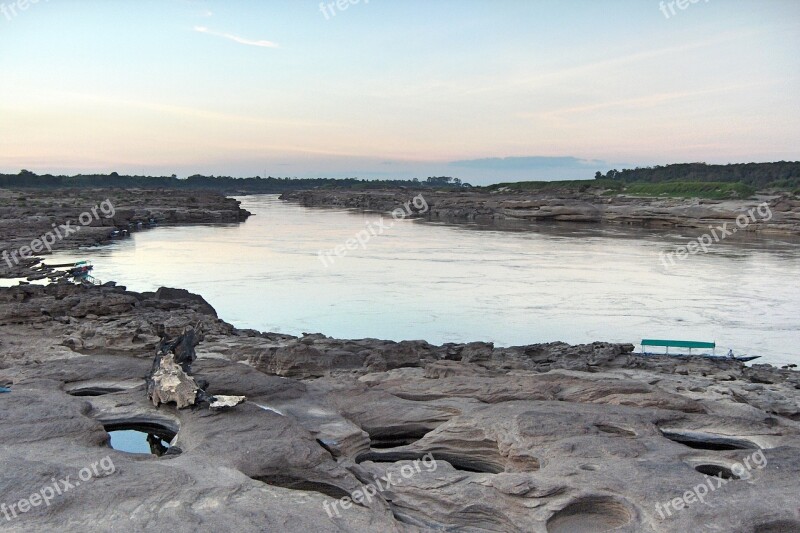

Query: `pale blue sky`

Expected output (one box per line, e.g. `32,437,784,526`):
1,0,798,184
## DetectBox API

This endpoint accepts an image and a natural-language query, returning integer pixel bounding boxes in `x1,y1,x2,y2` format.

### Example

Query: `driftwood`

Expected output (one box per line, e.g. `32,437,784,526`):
146,323,245,410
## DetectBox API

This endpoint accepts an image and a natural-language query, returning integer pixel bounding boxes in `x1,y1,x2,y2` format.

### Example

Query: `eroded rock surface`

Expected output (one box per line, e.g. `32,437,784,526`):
1,284,798,532
281,189,800,235
0,189,251,279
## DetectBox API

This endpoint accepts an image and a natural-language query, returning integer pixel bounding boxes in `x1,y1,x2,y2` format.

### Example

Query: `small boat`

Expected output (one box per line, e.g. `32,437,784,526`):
640,339,761,362
706,354,761,362
66,261,103,286
69,261,94,278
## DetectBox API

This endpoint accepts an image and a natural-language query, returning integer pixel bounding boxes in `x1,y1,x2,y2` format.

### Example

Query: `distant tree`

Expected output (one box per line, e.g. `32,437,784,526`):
426,176,454,186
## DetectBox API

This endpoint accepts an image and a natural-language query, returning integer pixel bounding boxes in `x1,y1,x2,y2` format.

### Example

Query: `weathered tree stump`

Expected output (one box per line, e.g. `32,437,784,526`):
147,324,245,409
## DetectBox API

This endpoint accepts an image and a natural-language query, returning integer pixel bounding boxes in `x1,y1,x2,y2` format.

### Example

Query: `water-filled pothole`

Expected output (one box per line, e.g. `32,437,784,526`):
695,464,739,480
660,430,757,451
104,422,178,457
546,496,633,533
356,451,507,474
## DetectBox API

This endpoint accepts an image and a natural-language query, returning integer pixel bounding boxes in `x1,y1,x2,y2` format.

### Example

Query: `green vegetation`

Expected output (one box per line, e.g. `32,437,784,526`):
1,162,796,197
482,162,798,199
484,179,756,199
0,171,470,193
483,179,754,199
484,179,624,193
596,162,800,189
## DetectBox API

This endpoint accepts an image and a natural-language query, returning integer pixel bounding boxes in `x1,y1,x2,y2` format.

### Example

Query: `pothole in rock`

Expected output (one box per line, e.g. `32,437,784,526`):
369,429,431,449
68,387,126,397
546,496,633,533
104,421,179,457
595,424,636,438
754,520,800,533
65,380,142,397
694,464,739,480
356,451,507,474
252,475,352,500
660,430,758,451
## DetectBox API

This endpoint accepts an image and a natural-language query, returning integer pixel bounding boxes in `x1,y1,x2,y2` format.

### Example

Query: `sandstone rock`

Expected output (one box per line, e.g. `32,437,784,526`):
0,283,798,532
281,189,800,235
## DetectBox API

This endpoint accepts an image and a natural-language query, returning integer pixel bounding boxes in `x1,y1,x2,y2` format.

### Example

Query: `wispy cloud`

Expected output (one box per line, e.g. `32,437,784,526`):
525,80,778,124
193,26,279,48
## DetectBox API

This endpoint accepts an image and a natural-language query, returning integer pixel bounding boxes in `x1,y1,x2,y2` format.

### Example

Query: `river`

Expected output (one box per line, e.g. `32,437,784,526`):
37,195,800,366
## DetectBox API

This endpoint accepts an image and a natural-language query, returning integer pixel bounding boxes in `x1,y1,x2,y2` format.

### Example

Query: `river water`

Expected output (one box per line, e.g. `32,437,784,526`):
38,195,800,366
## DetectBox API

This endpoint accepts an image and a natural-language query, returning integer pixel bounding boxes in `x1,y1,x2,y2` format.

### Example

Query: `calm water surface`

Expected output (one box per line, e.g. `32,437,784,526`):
43,195,800,366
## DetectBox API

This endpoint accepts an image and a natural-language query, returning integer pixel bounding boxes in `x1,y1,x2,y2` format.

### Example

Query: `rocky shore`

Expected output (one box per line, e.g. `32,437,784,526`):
0,281,798,532
0,189,250,279
1,189,798,532
280,188,800,235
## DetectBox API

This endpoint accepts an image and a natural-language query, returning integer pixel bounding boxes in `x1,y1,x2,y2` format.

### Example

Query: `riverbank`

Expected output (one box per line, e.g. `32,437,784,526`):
0,188,250,279
0,189,798,531
280,188,800,235
0,282,798,531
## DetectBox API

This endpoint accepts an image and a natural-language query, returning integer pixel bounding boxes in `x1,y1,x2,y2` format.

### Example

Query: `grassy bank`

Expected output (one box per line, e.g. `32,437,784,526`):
484,180,756,199
484,179,624,193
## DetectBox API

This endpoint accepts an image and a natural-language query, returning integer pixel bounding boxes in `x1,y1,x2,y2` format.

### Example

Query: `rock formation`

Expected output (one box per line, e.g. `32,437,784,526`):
0,282,798,532
0,188,251,279
281,189,800,235
1,188,798,531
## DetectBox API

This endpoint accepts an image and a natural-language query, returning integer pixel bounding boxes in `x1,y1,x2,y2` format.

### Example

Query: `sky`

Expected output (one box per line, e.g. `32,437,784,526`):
0,0,798,185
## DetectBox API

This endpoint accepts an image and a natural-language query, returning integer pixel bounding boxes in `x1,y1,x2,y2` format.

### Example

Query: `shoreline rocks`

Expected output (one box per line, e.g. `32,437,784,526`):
0,188,251,279
0,282,798,532
280,189,800,236
0,189,798,531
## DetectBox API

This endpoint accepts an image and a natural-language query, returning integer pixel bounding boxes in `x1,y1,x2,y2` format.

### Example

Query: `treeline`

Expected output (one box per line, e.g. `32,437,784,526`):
0,171,470,192
595,162,800,189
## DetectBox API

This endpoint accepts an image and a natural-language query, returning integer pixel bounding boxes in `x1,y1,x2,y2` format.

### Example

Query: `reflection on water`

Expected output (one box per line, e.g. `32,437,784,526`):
108,430,170,455
43,195,800,366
